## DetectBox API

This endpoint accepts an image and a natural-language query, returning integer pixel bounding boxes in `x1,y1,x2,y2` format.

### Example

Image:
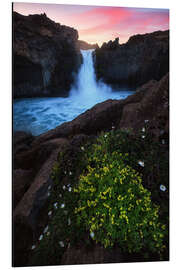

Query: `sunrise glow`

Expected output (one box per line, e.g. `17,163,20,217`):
13,2,169,45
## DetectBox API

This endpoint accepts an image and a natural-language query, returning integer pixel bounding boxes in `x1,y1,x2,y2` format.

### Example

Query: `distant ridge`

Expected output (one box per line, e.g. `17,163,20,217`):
78,40,99,50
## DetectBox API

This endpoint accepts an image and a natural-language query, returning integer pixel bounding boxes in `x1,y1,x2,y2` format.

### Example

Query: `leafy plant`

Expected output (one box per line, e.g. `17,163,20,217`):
74,133,166,254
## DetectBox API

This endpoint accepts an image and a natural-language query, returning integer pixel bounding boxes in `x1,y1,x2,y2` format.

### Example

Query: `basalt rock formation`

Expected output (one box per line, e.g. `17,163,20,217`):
13,12,82,98
94,30,169,88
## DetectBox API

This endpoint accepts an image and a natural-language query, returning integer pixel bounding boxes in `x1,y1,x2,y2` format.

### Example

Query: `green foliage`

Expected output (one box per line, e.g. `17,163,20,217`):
30,127,168,265
74,132,166,254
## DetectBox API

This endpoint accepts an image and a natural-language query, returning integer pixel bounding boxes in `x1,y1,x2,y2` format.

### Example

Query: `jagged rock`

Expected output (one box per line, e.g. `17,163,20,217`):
94,30,169,88
13,12,82,98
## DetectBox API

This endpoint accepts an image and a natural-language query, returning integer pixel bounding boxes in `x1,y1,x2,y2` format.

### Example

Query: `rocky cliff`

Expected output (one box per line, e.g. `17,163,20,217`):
13,12,82,98
94,30,169,88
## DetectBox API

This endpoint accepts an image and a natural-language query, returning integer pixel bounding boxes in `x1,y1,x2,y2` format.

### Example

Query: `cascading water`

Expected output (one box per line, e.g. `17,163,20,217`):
70,50,112,105
13,50,134,136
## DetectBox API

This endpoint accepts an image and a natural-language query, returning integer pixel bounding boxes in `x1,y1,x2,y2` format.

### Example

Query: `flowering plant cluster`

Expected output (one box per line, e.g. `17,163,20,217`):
74,133,166,253
30,128,168,265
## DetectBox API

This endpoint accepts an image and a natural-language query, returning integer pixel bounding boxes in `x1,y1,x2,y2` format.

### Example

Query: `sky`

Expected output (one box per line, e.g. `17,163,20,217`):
13,2,169,46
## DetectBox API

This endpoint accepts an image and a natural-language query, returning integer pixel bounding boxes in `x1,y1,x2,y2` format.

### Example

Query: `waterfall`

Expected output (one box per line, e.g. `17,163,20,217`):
70,50,112,107
14,49,134,136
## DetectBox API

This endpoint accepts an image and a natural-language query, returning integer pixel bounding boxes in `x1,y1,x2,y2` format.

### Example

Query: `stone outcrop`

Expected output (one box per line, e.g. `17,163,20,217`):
13,12,82,98
94,30,169,88
78,40,99,50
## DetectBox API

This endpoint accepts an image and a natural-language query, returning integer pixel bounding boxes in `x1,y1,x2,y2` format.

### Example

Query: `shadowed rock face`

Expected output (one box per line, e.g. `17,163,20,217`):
94,30,169,88
13,12,82,98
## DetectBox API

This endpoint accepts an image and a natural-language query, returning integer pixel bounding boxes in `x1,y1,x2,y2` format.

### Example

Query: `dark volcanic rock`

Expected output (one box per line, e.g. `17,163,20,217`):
13,12,82,98
61,243,123,265
94,30,169,88
13,131,34,155
13,169,33,209
78,40,99,50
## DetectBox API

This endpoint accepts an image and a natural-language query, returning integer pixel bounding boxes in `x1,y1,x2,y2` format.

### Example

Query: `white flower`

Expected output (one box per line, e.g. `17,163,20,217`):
63,185,66,190
54,202,58,209
142,135,145,139
81,146,85,151
142,127,145,132
31,245,36,250
61,203,65,208
59,241,65,247
90,232,95,238
162,139,165,144
112,125,115,129
43,226,48,234
68,218,71,225
160,184,166,192
138,161,144,167
68,187,72,192
69,171,72,176
48,210,52,216
104,134,107,138
39,234,43,241
64,171,67,175
144,120,149,123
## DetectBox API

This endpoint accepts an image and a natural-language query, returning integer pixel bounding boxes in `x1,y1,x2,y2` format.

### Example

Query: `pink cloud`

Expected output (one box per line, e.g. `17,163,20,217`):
13,3,169,45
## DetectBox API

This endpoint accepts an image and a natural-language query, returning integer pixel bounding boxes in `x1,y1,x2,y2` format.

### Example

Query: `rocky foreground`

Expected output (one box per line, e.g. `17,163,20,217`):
13,12,82,98
13,73,169,266
94,30,169,88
